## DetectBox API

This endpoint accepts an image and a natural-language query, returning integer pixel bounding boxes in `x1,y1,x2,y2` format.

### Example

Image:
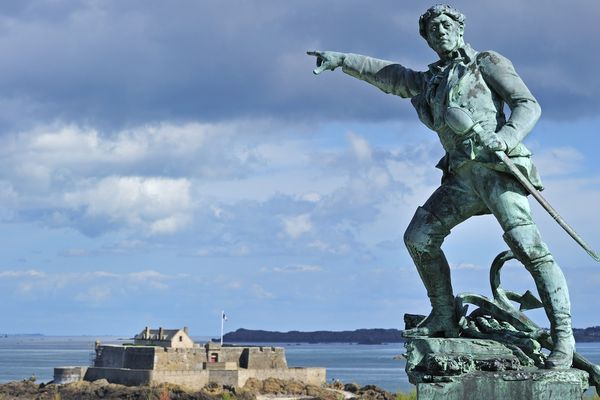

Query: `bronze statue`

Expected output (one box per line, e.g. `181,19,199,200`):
308,4,576,369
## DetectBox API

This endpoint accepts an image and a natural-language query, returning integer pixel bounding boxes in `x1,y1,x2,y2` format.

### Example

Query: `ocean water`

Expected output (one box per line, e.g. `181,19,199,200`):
1,336,600,394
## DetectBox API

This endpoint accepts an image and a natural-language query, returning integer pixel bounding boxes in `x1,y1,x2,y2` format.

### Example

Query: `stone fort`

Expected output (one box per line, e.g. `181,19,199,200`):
54,326,326,390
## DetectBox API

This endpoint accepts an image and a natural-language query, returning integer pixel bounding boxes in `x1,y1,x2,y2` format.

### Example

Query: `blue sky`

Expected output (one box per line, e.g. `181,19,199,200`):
0,0,599,336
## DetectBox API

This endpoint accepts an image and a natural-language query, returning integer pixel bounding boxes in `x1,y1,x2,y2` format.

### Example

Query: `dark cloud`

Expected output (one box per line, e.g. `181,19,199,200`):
0,0,594,131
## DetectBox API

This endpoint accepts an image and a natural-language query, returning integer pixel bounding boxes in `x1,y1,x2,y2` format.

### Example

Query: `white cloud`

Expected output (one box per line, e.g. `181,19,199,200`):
251,284,274,299
20,122,214,168
226,280,243,290
533,147,584,177
272,264,322,273
308,240,351,255
0,269,187,294
347,132,372,162
127,270,176,290
301,192,321,203
282,213,312,238
75,286,112,304
450,263,483,270
195,244,251,257
149,216,187,235
65,176,192,234
0,270,46,279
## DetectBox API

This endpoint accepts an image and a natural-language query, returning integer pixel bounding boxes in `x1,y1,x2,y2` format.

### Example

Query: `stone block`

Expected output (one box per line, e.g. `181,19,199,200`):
203,361,237,370
417,369,589,400
405,337,590,399
54,366,88,384
406,337,521,384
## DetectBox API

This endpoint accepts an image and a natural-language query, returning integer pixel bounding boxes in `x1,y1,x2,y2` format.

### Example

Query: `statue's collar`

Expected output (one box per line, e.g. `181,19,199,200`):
428,44,476,73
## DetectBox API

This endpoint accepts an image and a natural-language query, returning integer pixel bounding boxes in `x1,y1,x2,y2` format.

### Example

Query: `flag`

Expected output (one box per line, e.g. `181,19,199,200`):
222,311,227,321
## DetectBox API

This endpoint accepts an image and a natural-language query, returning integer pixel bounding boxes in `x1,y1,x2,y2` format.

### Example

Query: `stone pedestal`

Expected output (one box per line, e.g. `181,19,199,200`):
417,369,589,400
405,338,589,400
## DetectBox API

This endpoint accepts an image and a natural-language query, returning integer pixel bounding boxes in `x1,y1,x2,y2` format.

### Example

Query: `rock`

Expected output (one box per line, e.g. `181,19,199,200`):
262,377,285,394
243,377,263,393
329,379,344,390
356,385,396,400
234,388,258,400
343,382,360,393
0,377,381,400
282,379,305,394
304,385,338,400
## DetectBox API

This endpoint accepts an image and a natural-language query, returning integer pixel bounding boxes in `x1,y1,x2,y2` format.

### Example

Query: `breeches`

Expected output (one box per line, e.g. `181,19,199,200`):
403,161,551,266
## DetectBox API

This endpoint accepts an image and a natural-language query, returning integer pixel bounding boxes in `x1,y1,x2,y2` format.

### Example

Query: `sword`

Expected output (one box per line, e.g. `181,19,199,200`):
445,106,600,262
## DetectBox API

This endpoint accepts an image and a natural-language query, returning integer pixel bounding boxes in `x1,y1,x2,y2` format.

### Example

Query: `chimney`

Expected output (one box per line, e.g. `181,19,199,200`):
144,326,150,339
158,327,164,340
183,326,189,335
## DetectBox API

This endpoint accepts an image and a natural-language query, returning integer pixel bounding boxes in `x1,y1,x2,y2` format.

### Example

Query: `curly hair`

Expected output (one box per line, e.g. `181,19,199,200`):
419,4,466,39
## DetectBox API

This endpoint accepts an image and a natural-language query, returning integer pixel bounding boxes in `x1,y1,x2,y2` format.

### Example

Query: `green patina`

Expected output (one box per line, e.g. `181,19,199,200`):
307,4,589,384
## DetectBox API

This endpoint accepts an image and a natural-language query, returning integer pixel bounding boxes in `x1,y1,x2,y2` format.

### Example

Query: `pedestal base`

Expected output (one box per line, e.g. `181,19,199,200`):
405,338,589,400
417,369,589,400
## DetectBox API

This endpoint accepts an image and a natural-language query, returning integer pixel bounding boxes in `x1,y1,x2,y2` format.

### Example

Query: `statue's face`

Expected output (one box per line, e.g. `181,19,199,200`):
426,14,463,56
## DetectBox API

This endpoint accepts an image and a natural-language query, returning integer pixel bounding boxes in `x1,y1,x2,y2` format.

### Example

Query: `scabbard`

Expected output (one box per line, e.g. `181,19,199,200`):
495,150,600,262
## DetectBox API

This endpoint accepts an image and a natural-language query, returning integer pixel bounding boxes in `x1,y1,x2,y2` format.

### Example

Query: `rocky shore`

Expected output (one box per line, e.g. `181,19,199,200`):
0,377,407,400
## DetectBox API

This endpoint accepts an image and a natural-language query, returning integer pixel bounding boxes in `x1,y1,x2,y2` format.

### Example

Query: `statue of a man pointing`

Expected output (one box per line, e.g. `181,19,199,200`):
308,4,575,369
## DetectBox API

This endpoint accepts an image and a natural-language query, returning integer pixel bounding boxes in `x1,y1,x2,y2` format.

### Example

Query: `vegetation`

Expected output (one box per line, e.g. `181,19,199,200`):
395,390,417,400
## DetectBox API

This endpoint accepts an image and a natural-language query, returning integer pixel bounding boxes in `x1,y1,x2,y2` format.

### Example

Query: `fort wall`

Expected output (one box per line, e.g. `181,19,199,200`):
153,347,207,371
72,340,324,389
151,370,209,390
238,367,326,387
84,368,153,386
242,347,287,369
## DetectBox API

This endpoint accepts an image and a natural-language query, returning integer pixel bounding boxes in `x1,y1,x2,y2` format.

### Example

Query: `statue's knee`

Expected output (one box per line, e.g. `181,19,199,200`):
404,207,448,258
403,225,427,256
503,224,553,265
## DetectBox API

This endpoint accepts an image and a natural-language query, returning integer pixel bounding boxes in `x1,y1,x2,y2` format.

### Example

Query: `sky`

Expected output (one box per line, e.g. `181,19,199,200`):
0,0,599,336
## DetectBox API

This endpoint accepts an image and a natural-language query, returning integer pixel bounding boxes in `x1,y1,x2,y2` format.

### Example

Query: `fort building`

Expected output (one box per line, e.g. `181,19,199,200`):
54,326,326,390
133,326,194,348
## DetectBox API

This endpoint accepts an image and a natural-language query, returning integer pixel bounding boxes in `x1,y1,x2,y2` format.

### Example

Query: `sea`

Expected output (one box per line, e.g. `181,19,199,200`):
1,336,600,395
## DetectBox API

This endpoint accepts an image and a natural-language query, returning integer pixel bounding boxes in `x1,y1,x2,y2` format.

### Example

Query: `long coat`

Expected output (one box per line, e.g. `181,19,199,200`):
341,44,543,189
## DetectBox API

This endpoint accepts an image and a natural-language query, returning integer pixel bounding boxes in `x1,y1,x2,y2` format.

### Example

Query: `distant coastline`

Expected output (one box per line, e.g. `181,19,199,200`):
223,328,403,344
223,326,600,344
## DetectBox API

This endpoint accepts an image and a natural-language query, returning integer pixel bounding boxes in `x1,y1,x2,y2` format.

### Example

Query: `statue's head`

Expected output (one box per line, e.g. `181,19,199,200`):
419,5,466,57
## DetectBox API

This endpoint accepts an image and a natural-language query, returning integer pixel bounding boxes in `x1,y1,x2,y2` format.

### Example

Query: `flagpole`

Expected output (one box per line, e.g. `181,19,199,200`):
220,310,224,345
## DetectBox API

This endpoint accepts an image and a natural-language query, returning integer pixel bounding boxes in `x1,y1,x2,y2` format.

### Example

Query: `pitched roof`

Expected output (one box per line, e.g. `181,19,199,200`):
135,328,185,341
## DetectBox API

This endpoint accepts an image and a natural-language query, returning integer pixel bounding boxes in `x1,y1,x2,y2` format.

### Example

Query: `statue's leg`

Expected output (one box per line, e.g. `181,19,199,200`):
403,177,485,337
503,224,574,369
403,206,456,337
476,165,574,369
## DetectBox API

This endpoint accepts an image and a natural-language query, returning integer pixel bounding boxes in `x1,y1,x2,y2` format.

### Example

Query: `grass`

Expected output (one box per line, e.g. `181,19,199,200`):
395,390,417,400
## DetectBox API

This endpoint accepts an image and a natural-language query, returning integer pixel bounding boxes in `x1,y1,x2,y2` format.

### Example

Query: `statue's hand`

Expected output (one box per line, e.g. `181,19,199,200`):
306,50,346,75
478,132,507,152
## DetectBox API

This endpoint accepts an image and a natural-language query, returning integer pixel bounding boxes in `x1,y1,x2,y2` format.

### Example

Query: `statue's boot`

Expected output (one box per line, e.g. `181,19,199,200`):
532,260,575,369
504,224,575,369
403,253,458,338
403,207,458,338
